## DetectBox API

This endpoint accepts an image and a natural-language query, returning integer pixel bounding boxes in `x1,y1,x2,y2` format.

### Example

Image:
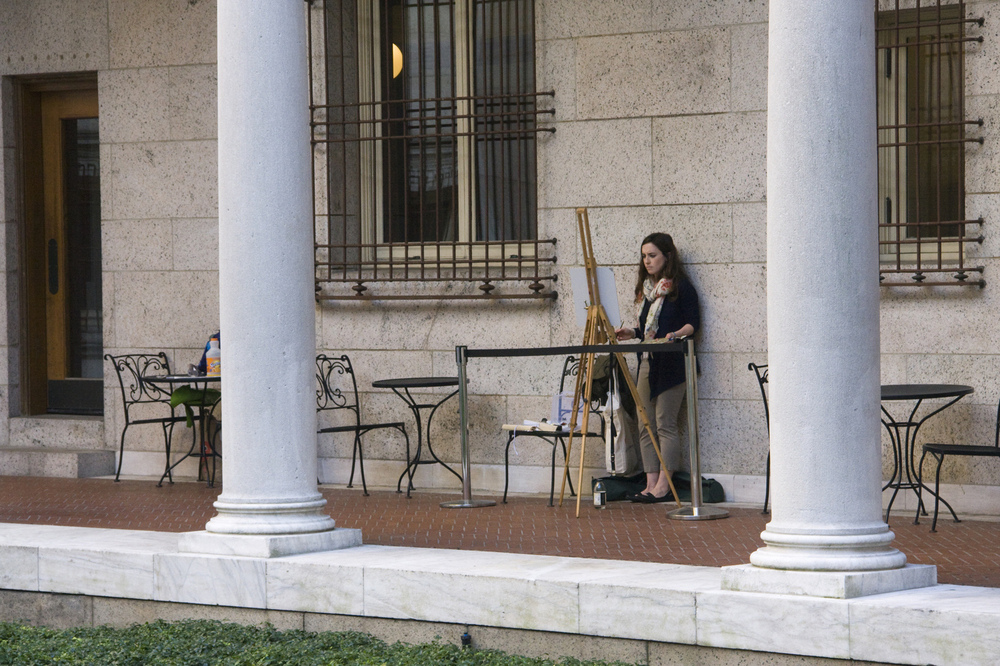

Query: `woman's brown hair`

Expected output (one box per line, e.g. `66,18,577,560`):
633,233,685,303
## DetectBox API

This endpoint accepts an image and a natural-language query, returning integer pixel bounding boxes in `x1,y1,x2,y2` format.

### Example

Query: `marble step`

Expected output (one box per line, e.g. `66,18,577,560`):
8,416,104,450
0,447,115,478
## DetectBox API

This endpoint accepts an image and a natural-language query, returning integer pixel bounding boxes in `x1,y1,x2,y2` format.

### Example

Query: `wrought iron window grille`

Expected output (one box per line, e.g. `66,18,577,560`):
308,0,557,301
876,1,986,288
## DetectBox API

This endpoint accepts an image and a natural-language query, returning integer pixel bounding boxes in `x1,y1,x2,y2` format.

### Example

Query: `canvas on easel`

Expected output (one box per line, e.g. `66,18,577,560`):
569,266,621,328
559,208,681,516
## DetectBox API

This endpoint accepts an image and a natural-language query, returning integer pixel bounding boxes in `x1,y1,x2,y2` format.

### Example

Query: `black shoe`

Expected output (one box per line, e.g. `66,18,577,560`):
634,491,673,504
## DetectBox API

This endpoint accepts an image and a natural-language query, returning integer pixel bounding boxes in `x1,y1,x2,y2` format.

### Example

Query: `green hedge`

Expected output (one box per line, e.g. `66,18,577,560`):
0,620,639,666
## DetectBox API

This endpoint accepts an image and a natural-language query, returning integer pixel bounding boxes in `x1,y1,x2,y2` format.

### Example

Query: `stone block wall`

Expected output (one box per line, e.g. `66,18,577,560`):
0,0,220,474
528,0,771,490
98,0,220,470
0,0,997,498
0,0,113,463
322,0,773,493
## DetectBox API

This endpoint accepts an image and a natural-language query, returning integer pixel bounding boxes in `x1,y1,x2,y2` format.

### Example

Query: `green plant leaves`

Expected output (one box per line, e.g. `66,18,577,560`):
0,620,639,666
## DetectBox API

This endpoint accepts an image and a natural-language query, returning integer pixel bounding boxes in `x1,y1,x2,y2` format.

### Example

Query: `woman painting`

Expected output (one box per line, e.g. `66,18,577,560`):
615,233,700,503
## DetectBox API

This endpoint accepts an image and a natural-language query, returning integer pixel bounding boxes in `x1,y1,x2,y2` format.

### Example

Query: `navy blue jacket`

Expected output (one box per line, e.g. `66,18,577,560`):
636,278,701,398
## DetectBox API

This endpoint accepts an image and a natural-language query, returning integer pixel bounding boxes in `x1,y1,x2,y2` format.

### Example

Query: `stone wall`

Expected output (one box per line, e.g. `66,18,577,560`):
0,0,220,475
877,0,1000,489
0,0,997,501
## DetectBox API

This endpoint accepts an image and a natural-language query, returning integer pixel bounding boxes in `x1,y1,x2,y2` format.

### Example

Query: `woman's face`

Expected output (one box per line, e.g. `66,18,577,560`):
641,243,667,277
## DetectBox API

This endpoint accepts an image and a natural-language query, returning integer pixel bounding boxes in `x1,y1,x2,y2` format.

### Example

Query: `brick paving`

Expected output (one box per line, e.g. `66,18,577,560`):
1,476,998,588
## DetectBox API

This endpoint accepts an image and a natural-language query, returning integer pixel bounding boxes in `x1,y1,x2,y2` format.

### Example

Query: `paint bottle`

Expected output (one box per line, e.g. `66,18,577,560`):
206,339,221,376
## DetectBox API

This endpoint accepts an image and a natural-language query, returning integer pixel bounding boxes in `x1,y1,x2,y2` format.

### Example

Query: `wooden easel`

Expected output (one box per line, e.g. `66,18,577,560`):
559,208,682,516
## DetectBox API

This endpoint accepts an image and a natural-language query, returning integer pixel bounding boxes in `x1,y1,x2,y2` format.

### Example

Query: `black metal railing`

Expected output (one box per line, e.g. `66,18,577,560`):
308,0,556,300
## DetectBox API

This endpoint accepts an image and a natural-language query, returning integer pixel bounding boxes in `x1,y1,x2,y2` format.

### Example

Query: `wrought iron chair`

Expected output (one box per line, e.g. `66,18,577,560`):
502,356,607,507
919,396,1000,531
104,352,189,482
316,354,410,496
748,362,771,514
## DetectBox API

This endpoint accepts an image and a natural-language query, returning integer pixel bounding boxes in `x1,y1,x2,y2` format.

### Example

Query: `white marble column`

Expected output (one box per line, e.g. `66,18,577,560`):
724,0,933,596
181,0,356,558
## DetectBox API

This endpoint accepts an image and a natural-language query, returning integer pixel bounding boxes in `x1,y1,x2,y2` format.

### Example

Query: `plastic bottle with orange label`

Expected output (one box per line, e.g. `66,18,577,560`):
206,339,221,376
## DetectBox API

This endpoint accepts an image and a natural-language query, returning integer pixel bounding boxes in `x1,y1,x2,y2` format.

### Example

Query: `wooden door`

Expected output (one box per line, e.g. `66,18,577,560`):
21,84,103,414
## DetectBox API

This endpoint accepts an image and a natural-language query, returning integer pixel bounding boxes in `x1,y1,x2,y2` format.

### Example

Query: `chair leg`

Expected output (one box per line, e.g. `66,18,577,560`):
763,451,771,515
916,448,933,525
931,453,945,532
157,422,182,488
548,437,558,507
114,424,130,482
208,419,221,488
356,433,369,496
347,433,360,489
503,432,514,504
919,449,961,531
560,439,575,498
397,426,414,496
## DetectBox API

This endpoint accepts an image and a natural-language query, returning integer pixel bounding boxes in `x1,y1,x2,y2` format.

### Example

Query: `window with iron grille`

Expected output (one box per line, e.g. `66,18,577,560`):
310,0,556,300
876,1,985,287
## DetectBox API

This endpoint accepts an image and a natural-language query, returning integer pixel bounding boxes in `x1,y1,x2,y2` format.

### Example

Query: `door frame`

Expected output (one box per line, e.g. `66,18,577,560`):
14,74,100,415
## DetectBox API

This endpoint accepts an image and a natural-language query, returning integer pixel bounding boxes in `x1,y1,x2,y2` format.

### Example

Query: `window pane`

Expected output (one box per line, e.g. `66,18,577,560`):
877,2,970,274
62,117,102,379
382,0,457,243
904,18,963,239
474,0,535,242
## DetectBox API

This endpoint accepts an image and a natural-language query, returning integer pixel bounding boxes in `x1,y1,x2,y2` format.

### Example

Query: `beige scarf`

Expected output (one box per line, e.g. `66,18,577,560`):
639,277,672,340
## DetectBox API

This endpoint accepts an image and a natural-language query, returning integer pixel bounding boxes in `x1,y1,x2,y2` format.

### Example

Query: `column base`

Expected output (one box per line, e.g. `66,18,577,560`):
205,496,338,536
178,528,362,558
721,563,936,599
751,524,909,572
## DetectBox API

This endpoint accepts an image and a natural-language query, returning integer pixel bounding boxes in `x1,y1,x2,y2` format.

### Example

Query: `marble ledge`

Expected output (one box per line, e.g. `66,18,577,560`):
2,523,1000,665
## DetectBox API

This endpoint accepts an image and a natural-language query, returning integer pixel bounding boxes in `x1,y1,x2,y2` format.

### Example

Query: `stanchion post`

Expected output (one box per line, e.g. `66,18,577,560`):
441,346,496,509
668,338,728,521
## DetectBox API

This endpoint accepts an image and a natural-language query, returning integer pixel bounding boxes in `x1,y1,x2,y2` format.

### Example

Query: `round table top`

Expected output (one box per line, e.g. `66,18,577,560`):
142,374,221,384
881,384,974,401
372,376,459,390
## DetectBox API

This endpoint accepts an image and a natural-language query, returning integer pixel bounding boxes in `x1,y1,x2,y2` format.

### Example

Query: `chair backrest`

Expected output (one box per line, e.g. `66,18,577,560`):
559,356,580,394
747,362,769,434
316,354,362,425
559,355,607,413
104,353,174,420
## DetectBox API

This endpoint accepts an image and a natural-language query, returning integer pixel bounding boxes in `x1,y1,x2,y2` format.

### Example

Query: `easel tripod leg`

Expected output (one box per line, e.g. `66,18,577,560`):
558,339,590,507
574,350,598,518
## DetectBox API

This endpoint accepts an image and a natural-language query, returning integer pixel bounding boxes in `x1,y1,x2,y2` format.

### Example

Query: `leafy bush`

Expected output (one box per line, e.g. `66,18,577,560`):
0,620,639,666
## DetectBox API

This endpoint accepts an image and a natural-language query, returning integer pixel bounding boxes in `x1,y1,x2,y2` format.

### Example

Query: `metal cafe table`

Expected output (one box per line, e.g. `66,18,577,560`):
372,376,462,497
880,383,973,524
142,373,222,487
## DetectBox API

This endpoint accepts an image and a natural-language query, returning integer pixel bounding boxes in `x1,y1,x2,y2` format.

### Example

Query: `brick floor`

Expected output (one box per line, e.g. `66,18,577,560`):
1,476,998,588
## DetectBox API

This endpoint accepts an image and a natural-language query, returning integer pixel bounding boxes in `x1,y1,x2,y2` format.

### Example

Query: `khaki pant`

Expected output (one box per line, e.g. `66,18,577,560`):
636,360,685,473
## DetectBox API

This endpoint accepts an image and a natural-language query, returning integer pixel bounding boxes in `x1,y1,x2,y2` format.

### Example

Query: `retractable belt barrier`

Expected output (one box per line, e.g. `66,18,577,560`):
442,340,728,520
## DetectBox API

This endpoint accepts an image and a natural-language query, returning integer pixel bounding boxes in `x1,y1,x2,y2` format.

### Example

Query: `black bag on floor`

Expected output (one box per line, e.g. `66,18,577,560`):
670,471,726,503
591,473,645,502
